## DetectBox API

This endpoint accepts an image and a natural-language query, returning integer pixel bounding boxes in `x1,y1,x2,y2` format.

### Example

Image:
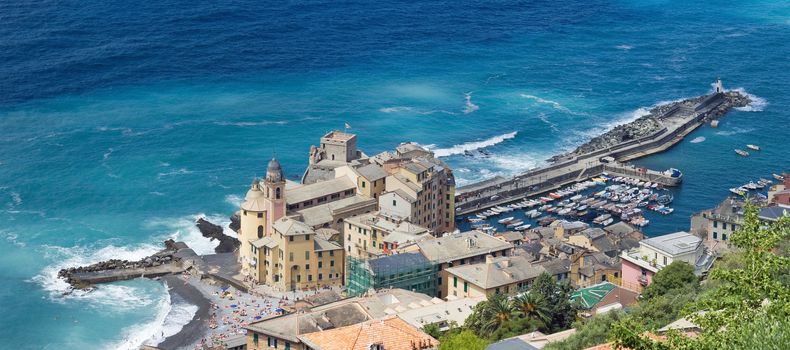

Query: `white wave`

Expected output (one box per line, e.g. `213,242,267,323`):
225,194,243,207
616,44,633,50
105,283,173,350
379,106,414,113
716,127,756,136
10,191,21,205
520,94,583,116
537,113,560,132
103,148,114,161
428,131,518,157
214,120,289,127
145,296,198,347
730,88,768,112
144,213,234,255
690,136,706,143
157,168,192,180
30,243,161,303
158,161,171,167
463,92,479,114
574,106,651,142
2,230,25,248
149,191,166,196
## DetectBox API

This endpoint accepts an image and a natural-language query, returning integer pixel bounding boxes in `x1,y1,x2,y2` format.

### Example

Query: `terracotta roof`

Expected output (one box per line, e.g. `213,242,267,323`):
298,315,438,350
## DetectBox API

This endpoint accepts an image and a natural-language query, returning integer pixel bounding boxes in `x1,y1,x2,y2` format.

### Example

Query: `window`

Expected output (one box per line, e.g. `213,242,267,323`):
308,274,313,281
318,252,323,258
305,234,310,241
318,273,323,280
330,260,335,267
453,276,457,288
258,225,264,239
285,342,291,350
723,233,728,240
305,251,310,260
318,261,323,268
713,221,718,228
306,264,310,270
392,200,397,206
463,282,468,292
362,181,366,188
275,187,281,199
289,252,293,262
330,250,334,257
663,256,667,265
253,334,258,345
258,212,263,218
289,236,294,242
713,232,718,239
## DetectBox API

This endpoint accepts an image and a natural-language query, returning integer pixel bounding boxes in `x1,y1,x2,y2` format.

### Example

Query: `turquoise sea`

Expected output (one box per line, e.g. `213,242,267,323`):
0,1,788,348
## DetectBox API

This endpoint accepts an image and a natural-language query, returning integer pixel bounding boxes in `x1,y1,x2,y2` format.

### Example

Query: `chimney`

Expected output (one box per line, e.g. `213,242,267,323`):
485,254,494,264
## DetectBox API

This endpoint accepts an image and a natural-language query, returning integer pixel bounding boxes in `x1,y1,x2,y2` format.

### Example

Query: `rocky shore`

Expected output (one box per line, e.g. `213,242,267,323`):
195,217,240,254
549,91,751,163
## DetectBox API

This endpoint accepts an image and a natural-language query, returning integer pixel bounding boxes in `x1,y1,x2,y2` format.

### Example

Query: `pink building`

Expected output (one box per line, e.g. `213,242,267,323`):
620,232,715,292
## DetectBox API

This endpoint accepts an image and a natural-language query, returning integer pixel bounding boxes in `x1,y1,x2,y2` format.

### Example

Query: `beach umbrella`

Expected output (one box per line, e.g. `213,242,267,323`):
275,308,284,313
230,304,238,308
255,316,262,320
221,285,230,291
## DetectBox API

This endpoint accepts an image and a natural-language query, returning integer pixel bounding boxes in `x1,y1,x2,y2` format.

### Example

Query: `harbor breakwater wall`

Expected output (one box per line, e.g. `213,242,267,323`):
454,90,751,215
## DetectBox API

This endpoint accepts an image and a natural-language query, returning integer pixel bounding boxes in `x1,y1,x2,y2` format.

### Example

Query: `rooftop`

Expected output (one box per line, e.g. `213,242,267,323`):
314,236,342,252
417,231,513,263
603,221,637,236
446,255,546,290
295,195,376,228
272,217,314,236
640,231,702,256
298,315,438,350
397,296,485,331
286,177,356,205
759,204,790,222
356,163,388,181
322,130,356,142
368,252,433,276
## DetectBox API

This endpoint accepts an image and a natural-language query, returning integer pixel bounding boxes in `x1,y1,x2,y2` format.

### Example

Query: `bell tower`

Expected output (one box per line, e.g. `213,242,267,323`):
239,177,267,273
264,157,286,234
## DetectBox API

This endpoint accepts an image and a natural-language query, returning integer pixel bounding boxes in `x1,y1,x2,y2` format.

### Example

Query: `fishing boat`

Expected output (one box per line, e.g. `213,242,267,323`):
575,210,588,217
593,214,612,224
760,178,773,185
497,216,515,224
657,207,674,215
575,205,588,211
746,144,760,151
525,209,541,218
601,218,614,226
656,194,673,205
729,187,746,196
774,173,785,181
468,217,484,223
735,149,749,157
514,224,532,231
743,182,758,190
557,208,572,216
506,220,524,228
663,168,683,180
538,216,557,226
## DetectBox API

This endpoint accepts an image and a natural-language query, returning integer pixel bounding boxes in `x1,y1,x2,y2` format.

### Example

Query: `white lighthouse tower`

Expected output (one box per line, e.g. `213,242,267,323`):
714,78,724,94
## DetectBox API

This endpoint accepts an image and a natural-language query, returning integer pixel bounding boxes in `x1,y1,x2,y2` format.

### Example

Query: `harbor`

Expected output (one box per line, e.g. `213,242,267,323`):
454,81,750,223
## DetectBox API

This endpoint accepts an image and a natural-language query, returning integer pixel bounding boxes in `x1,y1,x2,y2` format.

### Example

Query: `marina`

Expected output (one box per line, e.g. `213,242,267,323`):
455,82,750,217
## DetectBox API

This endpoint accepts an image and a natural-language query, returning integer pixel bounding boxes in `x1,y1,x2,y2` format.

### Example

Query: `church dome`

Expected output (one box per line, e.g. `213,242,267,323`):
266,157,284,183
245,178,264,201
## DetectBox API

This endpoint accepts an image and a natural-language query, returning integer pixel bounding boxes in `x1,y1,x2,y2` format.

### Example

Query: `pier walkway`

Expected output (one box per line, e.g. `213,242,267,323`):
455,91,732,215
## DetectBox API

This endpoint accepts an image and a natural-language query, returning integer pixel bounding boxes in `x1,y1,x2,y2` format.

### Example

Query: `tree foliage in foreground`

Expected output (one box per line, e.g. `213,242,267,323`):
611,202,790,349
438,330,488,350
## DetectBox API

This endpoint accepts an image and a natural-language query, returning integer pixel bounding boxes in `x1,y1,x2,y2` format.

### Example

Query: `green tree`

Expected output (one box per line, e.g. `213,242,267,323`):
423,323,441,340
544,311,625,350
640,261,698,300
483,293,517,334
439,330,489,350
512,292,550,324
611,202,790,350
530,273,577,332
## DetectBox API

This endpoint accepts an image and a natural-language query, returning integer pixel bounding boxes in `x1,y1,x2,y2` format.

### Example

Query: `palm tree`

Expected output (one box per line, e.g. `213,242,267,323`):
481,294,516,334
512,292,550,324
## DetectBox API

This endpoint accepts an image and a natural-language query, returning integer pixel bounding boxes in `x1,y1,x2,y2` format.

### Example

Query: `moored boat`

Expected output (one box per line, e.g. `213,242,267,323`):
746,144,760,151
735,149,749,157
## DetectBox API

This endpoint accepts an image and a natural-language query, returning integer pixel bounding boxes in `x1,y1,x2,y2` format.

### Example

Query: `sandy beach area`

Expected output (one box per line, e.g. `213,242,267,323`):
159,273,292,350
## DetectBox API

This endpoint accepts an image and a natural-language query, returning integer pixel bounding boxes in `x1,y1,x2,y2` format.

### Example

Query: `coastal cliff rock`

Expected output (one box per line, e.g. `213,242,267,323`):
195,217,240,254
229,213,240,233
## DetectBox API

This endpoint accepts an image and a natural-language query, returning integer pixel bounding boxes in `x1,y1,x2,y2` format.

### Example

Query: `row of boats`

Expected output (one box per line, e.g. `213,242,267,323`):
729,177,775,196
468,175,676,233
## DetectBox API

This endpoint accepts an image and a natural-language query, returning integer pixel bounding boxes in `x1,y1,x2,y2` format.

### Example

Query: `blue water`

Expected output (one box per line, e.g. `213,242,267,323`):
1,1,788,348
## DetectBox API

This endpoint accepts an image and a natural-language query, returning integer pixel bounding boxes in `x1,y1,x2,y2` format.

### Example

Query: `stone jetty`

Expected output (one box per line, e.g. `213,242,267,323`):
58,239,192,289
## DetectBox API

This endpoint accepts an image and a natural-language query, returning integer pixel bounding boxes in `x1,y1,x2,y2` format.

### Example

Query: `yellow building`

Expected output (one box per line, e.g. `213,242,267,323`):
445,254,546,298
238,158,286,273
343,211,431,258
250,217,344,291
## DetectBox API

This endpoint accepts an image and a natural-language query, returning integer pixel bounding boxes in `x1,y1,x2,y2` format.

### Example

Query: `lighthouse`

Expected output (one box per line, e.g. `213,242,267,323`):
714,78,724,94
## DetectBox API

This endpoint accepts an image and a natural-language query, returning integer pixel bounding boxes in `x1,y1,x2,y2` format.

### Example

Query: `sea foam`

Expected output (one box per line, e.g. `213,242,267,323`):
428,131,517,157
463,92,479,114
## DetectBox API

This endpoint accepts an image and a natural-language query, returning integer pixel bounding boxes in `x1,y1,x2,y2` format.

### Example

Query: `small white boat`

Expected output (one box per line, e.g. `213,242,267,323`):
746,144,760,151
514,224,532,231
743,182,758,190
506,220,524,228
735,149,749,157
498,216,515,224
729,187,746,196
774,173,785,181
601,218,614,226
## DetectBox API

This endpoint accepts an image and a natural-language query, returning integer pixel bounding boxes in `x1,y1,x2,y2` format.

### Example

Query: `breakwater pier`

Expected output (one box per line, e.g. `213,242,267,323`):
455,83,751,216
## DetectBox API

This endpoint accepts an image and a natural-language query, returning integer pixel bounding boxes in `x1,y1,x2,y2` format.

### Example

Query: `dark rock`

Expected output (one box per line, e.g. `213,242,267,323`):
229,213,241,233
195,217,240,254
